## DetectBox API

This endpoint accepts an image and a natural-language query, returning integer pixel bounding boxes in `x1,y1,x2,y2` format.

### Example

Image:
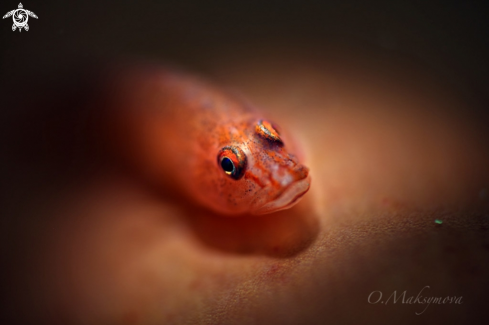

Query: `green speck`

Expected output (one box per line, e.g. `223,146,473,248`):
435,219,443,225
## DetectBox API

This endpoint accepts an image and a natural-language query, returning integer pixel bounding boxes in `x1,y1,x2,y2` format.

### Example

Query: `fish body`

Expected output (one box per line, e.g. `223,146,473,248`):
109,65,310,215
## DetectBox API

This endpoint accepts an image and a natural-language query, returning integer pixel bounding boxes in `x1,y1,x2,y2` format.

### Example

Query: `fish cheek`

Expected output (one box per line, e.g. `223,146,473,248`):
207,175,256,214
192,160,256,214
216,177,249,211
194,168,244,213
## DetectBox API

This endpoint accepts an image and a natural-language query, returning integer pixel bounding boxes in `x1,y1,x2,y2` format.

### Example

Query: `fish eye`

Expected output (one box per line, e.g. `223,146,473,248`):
217,146,247,180
256,120,283,145
220,157,235,175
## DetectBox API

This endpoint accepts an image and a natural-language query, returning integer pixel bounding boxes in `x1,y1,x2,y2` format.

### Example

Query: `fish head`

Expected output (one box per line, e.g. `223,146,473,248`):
210,119,311,215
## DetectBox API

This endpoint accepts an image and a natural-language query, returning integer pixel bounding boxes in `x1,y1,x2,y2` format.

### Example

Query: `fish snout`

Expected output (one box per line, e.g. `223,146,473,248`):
251,162,311,215
273,159,309,188
291,164,309,181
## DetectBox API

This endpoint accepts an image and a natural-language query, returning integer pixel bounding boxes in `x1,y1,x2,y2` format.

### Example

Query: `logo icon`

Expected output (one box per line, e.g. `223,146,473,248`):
3,3,37,32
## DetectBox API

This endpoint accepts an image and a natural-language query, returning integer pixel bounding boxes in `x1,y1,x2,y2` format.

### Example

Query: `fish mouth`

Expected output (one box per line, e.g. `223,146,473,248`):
252,176,311,215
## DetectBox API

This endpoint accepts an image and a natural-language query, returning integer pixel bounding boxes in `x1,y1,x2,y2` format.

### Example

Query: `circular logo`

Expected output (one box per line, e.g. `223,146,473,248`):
13,9,28,28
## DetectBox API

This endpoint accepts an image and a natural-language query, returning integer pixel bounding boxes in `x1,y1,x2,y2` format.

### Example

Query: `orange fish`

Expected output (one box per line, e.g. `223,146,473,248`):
107,64,310,215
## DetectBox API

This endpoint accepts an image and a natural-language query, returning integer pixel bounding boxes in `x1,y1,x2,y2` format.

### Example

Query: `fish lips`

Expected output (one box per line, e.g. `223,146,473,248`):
252,175,311,215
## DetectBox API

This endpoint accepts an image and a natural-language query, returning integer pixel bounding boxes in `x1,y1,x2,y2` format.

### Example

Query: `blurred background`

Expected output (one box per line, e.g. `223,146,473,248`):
1,1,489,324
0,0,488,102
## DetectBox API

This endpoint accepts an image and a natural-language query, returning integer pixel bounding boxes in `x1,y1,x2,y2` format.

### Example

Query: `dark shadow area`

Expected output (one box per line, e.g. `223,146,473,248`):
179,200,319,257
